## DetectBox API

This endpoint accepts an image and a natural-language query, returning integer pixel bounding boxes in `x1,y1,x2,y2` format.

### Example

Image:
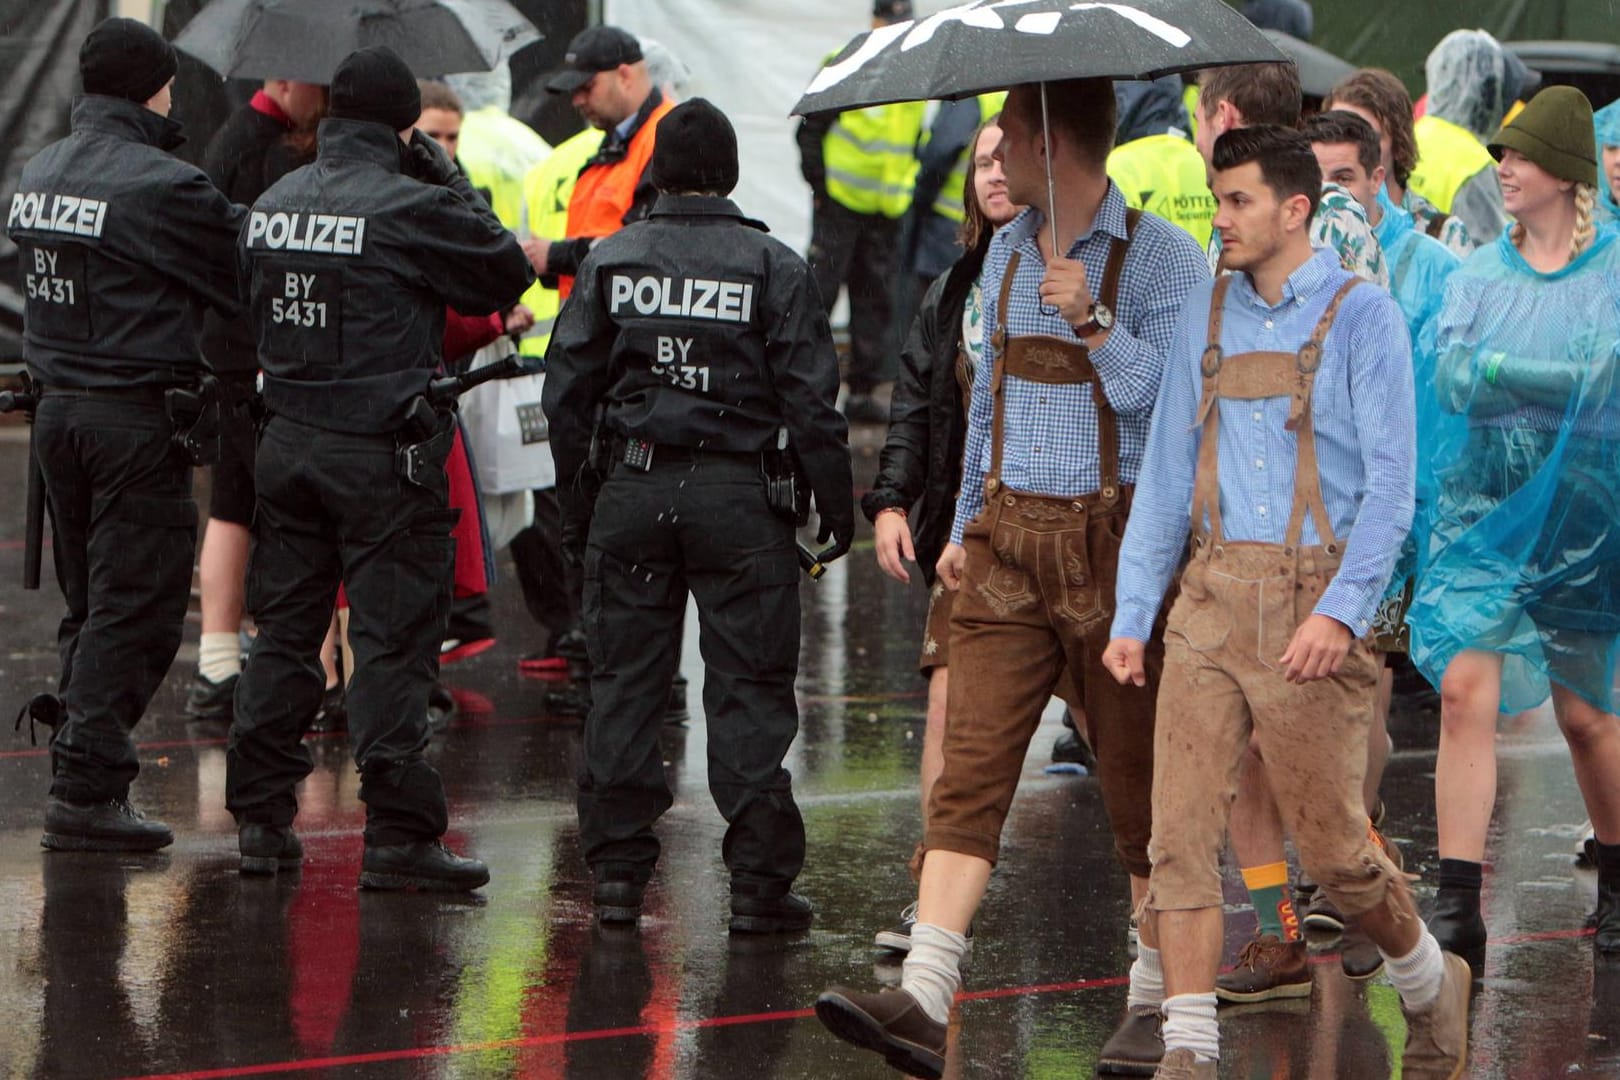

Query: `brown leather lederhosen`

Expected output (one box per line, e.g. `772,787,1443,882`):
923,211,1160,879
1147,274,1404,916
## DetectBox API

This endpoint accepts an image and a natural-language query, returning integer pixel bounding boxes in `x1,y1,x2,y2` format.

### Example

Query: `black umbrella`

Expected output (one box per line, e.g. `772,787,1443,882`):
1262,30,1351,99
173,0,540,84
792,0,1287,258
792,0,1288,116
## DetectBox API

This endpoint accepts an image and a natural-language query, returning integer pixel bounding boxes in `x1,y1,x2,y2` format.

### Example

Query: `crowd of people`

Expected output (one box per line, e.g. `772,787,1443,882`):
5,3,1620,1079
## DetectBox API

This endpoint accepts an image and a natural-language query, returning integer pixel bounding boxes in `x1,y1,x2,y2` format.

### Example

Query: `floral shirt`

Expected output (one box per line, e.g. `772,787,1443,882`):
1403,188,1479,258
1207,182,1390,289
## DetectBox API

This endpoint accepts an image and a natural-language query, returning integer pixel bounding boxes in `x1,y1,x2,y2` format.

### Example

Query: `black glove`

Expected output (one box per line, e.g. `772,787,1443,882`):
815,516,854,564
403,129,459,187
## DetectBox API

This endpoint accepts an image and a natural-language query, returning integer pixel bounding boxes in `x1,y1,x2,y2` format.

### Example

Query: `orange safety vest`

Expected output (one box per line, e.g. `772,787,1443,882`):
559,96,676,299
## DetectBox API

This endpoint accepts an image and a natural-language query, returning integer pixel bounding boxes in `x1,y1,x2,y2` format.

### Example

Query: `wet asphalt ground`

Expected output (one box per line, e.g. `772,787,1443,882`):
0,421,1616,1079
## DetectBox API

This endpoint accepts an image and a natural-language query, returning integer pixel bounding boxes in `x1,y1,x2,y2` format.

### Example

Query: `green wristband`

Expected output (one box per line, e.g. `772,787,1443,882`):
1483,353,1503,385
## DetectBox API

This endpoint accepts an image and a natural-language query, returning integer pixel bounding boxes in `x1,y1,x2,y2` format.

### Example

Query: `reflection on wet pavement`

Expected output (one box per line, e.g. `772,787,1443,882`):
0,432,1615,1079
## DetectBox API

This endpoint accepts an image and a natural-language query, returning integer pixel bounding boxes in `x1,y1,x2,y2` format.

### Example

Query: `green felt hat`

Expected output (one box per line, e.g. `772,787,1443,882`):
1489,85,1598,188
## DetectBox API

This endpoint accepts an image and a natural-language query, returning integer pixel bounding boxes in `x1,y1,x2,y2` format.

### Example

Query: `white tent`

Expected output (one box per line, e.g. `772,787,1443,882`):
603,0,958,256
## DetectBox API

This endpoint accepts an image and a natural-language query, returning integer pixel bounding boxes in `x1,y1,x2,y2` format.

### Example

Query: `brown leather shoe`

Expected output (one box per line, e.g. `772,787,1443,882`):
1152,1048,1216,1079
1400,951,1471,1079
1095,1004,1163,1075
815,986,945,1079
1215,933,1311,1003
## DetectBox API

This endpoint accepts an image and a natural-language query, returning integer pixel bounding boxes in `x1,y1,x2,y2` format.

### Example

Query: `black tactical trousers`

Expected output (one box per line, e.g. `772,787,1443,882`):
808,198,900,395
580,452,806,891
228,414,456,846
35,392,196,803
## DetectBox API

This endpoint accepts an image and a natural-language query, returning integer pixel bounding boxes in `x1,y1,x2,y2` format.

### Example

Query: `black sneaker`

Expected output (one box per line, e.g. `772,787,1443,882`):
842,392,889,424
239,823,303,875
544,683,591,717
666,674,691,726
427,684,458,732
186,671,238,722
873,901,975,956
730,889,814,934
595,878,647,925
359,840,489,892
42,795,173,852
309,683,347,733
1050,730,1098,771
553,626,589,662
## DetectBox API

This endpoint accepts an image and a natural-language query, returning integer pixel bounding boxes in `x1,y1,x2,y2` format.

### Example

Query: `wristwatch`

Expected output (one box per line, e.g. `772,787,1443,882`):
1073,301,1114,338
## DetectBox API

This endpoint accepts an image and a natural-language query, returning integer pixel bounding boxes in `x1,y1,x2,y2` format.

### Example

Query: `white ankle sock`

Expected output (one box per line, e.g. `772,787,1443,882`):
1127,945,1164,1009
1161,992,1220,1062
901,922,967,1024
198,632,242,682
1383,927,1444,1009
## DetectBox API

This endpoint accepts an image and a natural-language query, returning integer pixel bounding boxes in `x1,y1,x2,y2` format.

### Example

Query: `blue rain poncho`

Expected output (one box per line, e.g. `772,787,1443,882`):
1407,227,1620,711
1373,189,1460,621
1596,99,1620,226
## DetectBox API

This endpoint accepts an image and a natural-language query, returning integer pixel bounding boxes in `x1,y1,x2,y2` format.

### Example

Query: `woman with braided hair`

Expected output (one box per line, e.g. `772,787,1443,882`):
1407,86,1620,967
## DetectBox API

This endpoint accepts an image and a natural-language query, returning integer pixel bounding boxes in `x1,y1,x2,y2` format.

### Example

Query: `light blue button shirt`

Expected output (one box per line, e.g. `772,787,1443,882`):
1112,248,1416,641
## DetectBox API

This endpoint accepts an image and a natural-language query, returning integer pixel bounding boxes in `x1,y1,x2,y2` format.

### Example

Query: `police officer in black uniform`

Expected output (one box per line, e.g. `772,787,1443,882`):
6,18,244,852
230,46,533,890
544,99,855,931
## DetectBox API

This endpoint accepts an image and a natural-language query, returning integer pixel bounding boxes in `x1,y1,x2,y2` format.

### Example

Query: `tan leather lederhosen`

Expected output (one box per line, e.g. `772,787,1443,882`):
1149,273,1403,916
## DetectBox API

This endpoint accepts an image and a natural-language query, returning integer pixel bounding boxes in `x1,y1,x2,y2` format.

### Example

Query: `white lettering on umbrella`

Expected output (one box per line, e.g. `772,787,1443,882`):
803,21,912,95
1068,3,1192,47
1014,12,1063,34
901,1,1040,51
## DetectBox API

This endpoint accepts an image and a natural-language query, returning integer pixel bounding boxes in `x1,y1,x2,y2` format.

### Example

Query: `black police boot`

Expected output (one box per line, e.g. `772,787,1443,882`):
1594,839,1620,956
359,840,489,892
666,673,691,726
14,693,65,773
186,671,239,722
1428,887,1487,967
730,883,814,934
1049,730,1097,771
43,795,173,852
594,876,648,925
239,823,304,875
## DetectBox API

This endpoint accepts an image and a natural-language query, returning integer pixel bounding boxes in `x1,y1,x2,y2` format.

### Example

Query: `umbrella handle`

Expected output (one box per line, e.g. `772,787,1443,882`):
1040,82,1060,263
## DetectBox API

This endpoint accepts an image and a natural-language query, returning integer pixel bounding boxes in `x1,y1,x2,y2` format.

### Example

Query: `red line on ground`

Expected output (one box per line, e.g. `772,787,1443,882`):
113,924,1596,1080
1,687,932,762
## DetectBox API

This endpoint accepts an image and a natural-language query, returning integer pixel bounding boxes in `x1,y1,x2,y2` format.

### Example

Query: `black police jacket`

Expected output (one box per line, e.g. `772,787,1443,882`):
240,118,533,434
543,193,854,537
6,95,245,389
860,238,985,585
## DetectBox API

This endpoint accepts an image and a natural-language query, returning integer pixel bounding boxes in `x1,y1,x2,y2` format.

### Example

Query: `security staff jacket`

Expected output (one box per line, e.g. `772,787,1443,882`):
543,193,854,532
240,118,534,434
6,95,244,390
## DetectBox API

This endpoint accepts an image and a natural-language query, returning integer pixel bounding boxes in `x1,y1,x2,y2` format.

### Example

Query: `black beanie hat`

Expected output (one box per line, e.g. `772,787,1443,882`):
329,46,421,132
649,98,739,195
80,17,177,103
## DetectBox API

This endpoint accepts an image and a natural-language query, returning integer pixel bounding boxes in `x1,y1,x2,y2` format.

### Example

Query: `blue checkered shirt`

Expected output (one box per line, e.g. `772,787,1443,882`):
950,185,1209,543
1111,248,1416,642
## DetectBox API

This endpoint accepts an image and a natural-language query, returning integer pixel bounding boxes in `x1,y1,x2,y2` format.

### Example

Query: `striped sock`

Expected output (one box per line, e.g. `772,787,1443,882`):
1241,861,1301,942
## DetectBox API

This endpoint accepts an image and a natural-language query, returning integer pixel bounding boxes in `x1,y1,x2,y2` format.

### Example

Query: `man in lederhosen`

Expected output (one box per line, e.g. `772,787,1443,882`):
815,78,1207,1079
1102,126,1467,1080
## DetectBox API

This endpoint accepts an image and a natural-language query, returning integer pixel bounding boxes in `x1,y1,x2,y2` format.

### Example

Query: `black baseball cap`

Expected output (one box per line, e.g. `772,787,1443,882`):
546,26,643,94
